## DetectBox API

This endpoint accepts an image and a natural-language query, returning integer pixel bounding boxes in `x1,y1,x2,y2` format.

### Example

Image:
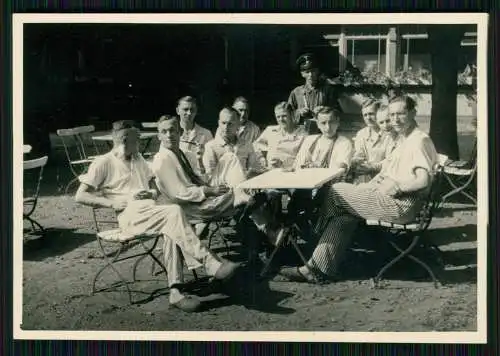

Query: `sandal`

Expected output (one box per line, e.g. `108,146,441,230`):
278,266,317,283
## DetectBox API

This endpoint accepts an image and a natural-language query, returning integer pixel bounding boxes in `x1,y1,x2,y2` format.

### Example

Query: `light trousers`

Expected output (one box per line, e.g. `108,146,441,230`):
117,199,223,287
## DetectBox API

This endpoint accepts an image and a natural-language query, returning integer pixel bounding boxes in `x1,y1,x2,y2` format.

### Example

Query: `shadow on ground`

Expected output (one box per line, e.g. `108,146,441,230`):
23,228,95,261
336,223,477,286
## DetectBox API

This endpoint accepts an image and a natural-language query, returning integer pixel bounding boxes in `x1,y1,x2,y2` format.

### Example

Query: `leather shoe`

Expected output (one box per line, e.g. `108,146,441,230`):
214,261,241,281
171,295,202,313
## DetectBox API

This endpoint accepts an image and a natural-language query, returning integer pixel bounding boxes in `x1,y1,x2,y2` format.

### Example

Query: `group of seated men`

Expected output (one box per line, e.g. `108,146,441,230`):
75,93,439,313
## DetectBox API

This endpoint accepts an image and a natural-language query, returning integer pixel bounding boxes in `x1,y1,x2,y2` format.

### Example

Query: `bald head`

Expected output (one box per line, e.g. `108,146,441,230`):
218,107,240,141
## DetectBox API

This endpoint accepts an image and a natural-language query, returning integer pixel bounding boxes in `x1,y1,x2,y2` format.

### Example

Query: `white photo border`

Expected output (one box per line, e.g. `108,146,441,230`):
12,12,489,343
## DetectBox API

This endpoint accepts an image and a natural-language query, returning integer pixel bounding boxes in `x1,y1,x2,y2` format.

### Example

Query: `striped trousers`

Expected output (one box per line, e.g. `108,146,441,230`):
308,182,420,277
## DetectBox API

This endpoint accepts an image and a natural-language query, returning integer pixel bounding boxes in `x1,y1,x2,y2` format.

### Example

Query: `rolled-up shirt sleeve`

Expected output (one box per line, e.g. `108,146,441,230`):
78,156,107,190
409,136,438,176
151,154,206,203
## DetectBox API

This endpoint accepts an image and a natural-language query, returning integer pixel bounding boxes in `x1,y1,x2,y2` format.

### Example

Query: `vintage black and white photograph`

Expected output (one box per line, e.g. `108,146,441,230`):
14,13,488,342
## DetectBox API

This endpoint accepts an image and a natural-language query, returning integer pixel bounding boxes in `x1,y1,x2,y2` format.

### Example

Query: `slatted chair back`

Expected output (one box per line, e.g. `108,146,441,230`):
140,122,160,159
141,122,158,130
56,125,100,171
414,154,448,231
23,155,49,216
91,206,120,234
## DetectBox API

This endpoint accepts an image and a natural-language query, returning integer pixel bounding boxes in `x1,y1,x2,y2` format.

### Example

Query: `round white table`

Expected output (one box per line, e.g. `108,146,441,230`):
92,132,157,154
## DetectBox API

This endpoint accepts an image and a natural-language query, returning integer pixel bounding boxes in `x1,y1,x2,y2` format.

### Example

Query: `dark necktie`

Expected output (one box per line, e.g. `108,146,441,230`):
175,150,206,186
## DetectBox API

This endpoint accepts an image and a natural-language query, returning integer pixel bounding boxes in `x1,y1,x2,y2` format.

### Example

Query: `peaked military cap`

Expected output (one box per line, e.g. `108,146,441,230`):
296,53,318,71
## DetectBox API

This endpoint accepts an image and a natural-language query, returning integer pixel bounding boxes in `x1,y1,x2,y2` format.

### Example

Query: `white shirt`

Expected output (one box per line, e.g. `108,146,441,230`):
375,127,438,186
180,123,214,154
151,146,207,205
353,126,398,163
295,134,354,170
203,134,263,179
78,151,153,203
253,125,307,169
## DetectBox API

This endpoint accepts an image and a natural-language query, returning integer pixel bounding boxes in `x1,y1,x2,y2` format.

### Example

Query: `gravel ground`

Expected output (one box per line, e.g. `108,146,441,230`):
20,116,478,332
21,192,477,332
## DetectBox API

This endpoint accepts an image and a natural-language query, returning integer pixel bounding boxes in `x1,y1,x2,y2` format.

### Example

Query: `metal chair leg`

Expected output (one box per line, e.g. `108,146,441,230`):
372,233,420,286
138,237,168,281
388,239,441,288
24,216,46,234
207,222,230,256
406,254,440,288
64,177,80,195
92,241,135,304
442,174,477,205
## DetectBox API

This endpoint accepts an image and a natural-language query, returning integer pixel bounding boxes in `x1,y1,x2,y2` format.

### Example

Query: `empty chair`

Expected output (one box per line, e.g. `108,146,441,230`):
441,139,477,205
56,125,100,194
141,122,158,130
140,122,160,159
24,155,49,236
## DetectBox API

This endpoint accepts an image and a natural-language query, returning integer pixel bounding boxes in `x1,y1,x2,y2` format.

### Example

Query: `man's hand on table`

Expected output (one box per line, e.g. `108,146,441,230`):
203,185,230,197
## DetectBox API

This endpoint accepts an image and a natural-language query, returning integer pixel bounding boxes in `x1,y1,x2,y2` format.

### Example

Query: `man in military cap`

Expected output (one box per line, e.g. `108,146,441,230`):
287,53,343,134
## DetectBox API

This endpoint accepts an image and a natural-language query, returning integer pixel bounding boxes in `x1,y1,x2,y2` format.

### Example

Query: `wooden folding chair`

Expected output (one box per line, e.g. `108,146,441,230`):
56,125,100,194
23,155,49,236
441,139,477,205
365,154,448,289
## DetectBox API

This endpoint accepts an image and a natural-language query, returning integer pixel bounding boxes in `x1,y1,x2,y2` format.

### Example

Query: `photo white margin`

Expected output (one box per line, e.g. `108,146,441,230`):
12,12,489,343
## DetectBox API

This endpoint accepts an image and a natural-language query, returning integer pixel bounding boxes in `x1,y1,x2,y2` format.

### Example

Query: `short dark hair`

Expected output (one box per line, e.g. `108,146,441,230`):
233,96,249,106
361,98,381,111
389,95,417,112
314,106,340,120
219,106,239,119
157,114,180,126
111,120,138,133
274,101,292,115
177,96,197,107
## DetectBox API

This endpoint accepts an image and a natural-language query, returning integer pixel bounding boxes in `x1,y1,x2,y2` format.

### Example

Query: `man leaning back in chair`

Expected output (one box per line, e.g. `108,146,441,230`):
279,95,439,283
75,120,240,313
